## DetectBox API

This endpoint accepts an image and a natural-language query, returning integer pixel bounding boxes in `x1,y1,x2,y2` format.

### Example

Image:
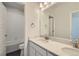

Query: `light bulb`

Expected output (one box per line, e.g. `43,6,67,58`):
40,3,43,8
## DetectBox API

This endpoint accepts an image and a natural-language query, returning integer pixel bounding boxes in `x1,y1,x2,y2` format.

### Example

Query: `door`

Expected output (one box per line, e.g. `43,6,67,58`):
0,3,7,56
49,16,54,36
72,12,79,44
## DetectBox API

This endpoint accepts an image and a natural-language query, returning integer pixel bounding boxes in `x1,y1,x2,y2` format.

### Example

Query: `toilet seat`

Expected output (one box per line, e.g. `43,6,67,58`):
19,43,24,49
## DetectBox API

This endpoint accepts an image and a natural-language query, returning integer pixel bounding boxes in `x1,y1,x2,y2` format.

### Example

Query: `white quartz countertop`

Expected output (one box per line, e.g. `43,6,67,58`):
29,37,79,56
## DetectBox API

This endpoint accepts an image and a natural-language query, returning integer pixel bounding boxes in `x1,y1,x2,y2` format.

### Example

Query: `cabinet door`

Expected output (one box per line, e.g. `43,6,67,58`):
35,51,42,56
29,46,35,56
35,44,46,56
28,41,47,56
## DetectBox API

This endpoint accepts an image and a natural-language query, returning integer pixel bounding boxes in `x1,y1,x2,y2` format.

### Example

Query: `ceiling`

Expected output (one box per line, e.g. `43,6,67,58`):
3,2,25,11
3,2,57,12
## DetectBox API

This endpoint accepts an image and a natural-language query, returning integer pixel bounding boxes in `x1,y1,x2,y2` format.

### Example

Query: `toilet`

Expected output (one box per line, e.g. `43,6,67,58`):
19,43,24,56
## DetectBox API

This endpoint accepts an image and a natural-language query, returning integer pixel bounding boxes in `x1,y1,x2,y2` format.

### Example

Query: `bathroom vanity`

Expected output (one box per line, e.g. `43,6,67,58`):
27,37,79,56
28,40,57,56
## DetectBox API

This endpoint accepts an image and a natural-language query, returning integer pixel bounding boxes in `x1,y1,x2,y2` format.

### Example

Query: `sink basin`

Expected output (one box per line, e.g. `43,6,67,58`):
62,47,79,56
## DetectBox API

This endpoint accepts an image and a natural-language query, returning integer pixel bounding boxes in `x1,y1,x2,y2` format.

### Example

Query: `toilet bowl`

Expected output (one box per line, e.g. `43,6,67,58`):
19,43,24,56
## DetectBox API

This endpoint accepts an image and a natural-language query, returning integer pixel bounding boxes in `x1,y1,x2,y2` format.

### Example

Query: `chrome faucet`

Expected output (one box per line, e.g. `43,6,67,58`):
72,39,79,48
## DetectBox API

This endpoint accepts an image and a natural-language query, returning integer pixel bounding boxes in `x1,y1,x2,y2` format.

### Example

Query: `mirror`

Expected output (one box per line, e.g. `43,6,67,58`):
39,11,49,37
39,11,54,37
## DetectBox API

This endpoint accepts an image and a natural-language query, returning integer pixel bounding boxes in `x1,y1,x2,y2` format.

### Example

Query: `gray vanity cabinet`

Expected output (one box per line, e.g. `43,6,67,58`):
28,40,58,56
28,41,46,56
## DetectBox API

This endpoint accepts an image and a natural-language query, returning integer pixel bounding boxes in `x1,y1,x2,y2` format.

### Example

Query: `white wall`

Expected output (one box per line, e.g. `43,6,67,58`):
0,3,7,56
44,2,79,39
7,8,25,46
25,3,40,38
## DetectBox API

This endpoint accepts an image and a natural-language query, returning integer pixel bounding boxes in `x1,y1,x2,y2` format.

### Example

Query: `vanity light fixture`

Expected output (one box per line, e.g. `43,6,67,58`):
40,2,56,11
44,2,48,5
